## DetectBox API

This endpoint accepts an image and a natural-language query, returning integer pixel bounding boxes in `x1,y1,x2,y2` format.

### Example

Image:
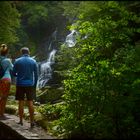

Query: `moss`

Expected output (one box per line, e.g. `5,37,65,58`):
5,105,18,115
9,84,16,96
34,113,48,129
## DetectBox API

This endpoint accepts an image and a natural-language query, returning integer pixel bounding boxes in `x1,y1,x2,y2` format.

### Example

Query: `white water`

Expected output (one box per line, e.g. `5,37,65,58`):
37,49,57,89
65,30,78,47
37,29,78,89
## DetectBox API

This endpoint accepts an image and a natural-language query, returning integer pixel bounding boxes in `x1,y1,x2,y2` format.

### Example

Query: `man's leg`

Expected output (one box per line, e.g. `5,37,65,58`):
16,86,25,125
26,86,35,128
18,100,24,124
27,100,34,126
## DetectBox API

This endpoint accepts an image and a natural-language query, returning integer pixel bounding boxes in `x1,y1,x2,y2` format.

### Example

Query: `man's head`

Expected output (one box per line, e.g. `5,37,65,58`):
20,47,30,55
0,44,9,56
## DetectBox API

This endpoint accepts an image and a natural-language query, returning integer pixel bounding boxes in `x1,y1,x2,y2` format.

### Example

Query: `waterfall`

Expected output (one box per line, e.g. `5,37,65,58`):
37,28,78,89
37,29,57,89
65,28,89,48
37,49,57,88
65,30,78,47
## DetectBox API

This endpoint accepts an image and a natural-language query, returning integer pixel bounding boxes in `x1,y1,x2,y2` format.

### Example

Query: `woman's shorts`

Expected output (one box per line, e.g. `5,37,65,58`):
15,86,36,101
0,78,11,98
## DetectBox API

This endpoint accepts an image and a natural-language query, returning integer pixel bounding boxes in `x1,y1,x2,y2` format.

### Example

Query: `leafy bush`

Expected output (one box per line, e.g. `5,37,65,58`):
37,103,64,121
55,1,140,139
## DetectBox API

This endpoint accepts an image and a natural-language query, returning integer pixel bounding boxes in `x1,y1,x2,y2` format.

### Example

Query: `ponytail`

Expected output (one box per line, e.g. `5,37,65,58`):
0,44,8,56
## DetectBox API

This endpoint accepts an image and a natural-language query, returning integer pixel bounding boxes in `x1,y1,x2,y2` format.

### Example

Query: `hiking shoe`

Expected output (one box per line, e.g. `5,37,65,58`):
30,122,36,128
17,121,23,126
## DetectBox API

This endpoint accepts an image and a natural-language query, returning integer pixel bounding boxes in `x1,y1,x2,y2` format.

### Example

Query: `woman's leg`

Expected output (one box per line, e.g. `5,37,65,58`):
0,80,10,116
0,95,8,116
0,80,3,116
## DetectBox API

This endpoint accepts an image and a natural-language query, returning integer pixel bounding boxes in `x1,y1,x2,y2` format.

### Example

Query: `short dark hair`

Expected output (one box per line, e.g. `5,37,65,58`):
0,44,9,56
20,47,30,54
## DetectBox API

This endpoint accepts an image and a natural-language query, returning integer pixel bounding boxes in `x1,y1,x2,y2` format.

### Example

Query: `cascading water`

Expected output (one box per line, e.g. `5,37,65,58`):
65,26,89,48
37,49,57,88
65,30,78,47
37,29,78,89
37,29,57,89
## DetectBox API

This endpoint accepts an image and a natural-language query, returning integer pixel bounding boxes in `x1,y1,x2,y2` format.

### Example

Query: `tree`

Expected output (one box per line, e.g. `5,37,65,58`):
54,1,140,139
0,1,20,44
15,1,67,60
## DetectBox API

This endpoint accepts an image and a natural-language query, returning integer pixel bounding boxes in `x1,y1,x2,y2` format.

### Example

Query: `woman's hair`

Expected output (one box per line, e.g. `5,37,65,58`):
0,44,9,56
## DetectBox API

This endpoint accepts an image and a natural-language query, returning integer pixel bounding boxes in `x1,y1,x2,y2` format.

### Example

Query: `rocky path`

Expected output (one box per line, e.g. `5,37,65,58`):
0,113,57,139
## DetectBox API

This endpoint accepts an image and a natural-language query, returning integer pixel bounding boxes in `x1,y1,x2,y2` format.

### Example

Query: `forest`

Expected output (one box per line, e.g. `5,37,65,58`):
0,1,140,139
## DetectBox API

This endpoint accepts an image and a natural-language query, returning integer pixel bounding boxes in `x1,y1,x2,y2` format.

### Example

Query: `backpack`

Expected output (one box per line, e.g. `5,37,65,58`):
0,58,5,79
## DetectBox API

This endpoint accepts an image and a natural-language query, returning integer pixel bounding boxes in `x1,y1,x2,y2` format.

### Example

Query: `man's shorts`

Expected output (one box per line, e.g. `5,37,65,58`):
15,86,36,101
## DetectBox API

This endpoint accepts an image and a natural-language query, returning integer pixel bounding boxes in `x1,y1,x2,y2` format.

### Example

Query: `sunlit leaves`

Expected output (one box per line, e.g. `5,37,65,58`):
55,1,140,138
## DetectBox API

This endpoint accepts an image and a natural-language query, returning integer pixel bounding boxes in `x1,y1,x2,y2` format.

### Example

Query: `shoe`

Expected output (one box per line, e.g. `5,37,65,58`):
30,122,35,128
17,121,23,126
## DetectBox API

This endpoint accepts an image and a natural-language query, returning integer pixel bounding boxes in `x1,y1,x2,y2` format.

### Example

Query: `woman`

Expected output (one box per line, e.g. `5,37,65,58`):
0,44,13,119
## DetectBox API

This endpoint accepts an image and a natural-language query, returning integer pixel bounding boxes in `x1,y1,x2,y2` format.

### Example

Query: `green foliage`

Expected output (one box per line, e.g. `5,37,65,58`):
1,1,140,139
37,103,64,121
14,1,49,49
55,1,140,139
14,1,66,58
20,1,48,26
60,1,80,23
55,44,79,79
0,2,20,44
9,85,16,95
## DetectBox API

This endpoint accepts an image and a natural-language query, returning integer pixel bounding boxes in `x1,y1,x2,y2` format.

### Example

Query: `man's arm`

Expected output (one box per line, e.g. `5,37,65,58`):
34,62,38,87
12,61,17,77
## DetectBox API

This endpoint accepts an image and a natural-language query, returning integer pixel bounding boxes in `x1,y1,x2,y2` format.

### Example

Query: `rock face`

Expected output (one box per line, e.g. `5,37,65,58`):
36,86,64,104
0,113,56,139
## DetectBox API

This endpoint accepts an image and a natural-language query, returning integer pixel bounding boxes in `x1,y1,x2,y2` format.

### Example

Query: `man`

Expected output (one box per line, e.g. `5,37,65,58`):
13,47,38,128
